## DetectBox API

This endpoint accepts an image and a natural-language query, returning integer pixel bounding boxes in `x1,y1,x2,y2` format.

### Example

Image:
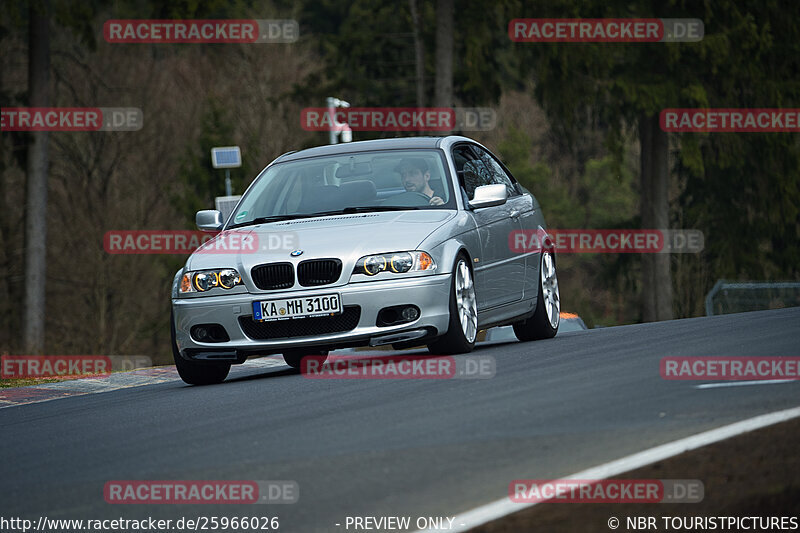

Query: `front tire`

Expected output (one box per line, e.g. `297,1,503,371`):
171,312,231,385
513,250,560,341
427,255,477,355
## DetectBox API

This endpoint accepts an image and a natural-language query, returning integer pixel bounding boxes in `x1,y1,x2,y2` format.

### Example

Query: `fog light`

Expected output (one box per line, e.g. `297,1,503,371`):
402,307,419,321
376,305,421,327
191,324,231,343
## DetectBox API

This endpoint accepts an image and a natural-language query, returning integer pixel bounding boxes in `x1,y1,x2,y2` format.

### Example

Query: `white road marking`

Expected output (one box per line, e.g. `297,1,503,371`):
696,379,797,389
413,405,800,533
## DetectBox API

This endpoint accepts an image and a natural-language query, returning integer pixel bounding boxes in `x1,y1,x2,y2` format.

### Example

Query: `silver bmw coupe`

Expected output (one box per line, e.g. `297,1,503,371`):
171,136,560,384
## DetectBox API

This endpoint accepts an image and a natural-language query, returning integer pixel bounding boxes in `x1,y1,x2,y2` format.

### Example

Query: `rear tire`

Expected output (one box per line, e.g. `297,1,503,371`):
283,349,329,370
171,311,231,385
427,255,477,355
513,250,560,341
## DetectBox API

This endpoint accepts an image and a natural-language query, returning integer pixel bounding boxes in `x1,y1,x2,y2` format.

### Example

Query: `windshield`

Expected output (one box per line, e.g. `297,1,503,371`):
228,149,454,228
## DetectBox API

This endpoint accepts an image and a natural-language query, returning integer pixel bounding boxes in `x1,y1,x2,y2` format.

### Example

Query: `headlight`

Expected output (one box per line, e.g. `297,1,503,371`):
364,255,387,276
389,252,414,273
218,269,241,289
179,268,243,293
353,251,436,277
194,271,218,291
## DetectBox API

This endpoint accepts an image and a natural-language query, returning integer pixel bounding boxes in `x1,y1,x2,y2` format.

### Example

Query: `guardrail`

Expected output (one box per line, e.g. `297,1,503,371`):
705,280,800,316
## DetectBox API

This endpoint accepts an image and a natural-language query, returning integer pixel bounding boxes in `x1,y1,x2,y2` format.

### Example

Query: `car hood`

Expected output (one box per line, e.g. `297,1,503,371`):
185,210,456,274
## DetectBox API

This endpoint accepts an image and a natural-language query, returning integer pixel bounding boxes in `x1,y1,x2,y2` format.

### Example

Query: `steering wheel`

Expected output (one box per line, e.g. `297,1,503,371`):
386,191,432,207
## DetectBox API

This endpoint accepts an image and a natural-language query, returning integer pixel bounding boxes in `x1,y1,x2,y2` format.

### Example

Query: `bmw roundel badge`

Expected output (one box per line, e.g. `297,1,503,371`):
290,250,304,257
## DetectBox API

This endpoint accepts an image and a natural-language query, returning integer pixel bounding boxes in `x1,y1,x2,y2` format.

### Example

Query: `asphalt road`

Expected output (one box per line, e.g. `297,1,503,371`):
1,308,799,532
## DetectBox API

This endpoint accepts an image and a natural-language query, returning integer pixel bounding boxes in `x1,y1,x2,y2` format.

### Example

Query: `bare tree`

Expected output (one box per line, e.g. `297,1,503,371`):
32,25,319,361
409,0,425,108
23,0,51,353
434,0,453,111
640,113,673,321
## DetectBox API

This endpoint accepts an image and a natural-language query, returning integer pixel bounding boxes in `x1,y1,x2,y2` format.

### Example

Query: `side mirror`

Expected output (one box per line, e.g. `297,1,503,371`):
196,210,223,232
468,184,508,209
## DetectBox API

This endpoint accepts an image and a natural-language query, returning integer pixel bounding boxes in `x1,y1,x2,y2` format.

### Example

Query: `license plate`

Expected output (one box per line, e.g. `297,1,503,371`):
252,293,342,321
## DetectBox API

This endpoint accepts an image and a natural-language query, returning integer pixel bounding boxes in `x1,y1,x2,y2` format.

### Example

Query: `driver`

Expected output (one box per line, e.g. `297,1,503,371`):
394,158,444,205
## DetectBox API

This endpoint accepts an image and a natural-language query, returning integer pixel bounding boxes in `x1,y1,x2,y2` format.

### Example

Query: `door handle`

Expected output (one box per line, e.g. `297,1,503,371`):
509,209,520,219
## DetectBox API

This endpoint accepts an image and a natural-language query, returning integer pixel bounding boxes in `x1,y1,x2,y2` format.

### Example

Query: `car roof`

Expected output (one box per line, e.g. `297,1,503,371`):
274,135,476,163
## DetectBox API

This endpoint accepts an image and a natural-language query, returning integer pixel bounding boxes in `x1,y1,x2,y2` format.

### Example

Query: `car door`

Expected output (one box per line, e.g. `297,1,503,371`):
453,144,524,309
472,145,539,301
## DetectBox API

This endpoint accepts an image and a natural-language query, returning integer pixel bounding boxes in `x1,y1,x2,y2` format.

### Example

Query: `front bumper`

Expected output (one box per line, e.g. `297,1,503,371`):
172,274,451,362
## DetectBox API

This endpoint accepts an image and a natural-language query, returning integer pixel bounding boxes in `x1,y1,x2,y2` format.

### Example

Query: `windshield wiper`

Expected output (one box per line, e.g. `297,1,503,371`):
338,205,422,213
228,206,420,228
228,213,329,228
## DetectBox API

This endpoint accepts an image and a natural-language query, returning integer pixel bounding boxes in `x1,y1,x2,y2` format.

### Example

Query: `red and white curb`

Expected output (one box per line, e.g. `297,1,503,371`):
0,356,286,408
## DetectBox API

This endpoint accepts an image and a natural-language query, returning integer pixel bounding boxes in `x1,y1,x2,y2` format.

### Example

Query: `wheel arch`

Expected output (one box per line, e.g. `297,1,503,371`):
430,238,475,275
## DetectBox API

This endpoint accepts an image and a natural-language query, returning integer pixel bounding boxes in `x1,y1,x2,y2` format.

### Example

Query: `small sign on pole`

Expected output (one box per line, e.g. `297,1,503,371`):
211,146,241,169
211,146,241,196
